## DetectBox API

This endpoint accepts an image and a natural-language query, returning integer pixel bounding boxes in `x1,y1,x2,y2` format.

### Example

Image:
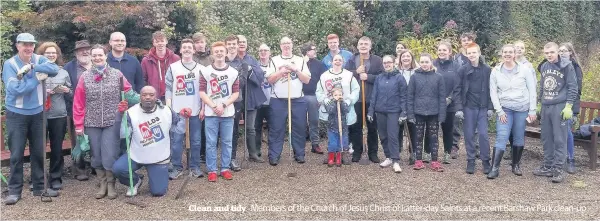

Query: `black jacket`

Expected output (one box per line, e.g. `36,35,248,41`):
407,68,447,122
303,58,328,96
368,70,407,115
346,53,384,103
433,58,461,112
456,57,494,111
326,100,349,133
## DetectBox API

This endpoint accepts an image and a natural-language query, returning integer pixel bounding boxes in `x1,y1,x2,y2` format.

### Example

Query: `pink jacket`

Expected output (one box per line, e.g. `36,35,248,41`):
141,47,180,98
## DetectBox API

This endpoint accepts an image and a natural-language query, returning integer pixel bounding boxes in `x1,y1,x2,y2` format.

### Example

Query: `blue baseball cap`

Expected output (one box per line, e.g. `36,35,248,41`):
16,33,37,43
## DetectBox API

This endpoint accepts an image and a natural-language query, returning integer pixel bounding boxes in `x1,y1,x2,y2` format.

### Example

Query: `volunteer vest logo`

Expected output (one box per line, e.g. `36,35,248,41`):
175,73,196,96
138,117,165,146
542,69,563,100
209,73,230,100
279,61,299,83
325,77,343,97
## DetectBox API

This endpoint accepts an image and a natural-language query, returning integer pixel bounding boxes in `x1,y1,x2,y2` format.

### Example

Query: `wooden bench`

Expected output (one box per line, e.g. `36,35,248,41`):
525,101,600,170
1,116,74,167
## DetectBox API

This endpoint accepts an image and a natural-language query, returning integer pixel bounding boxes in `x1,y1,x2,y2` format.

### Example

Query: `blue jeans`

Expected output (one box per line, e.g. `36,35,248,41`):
327,131,349,152
170,115,202,171
205,117,234,172
268,98,308,160
567,119,574,160
112,154,169,196
494,108,528,151
305,95,321,146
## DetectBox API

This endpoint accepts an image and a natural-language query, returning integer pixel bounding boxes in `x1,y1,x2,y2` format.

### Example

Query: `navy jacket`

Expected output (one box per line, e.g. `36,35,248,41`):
456,57,494,111
227,54,267,111
346,53,384,103
63,58,82,116
368,70,407,116
433,58,461,112
303,58,327,96
107,52,144,93
538,57,578,106
538,58,583,114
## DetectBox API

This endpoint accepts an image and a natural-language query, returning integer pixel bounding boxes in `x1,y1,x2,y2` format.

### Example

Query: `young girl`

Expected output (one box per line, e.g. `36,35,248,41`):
407,53,446,172
325,88,349,166
368,55,407,173
316,54,360,165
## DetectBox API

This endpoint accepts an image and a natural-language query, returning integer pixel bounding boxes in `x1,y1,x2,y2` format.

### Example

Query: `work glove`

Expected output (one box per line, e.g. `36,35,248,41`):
17,64,33,79
408,118,416,124
455,111,464,120
118,100,129,113
179,108,192,118
487,110,495,121
36,73,48,81
561,103,573,120
367,115,373,122
446,97,452,106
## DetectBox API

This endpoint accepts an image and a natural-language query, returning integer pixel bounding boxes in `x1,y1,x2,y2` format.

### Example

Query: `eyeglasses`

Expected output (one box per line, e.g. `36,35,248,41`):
259,49,270,52
559,49,570,53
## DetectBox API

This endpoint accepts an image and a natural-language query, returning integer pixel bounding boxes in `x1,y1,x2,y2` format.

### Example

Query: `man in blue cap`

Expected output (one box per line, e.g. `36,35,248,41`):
2,33,60,205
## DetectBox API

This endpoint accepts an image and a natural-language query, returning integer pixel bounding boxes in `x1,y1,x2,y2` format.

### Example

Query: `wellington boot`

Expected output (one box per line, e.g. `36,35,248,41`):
94,169,107,199
106,170,117,199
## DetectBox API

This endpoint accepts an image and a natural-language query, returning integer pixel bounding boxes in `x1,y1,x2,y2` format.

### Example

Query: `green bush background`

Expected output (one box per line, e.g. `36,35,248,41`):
2,1,599,149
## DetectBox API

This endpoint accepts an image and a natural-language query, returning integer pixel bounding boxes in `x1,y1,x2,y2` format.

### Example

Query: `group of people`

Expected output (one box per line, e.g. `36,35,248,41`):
2,29,583,205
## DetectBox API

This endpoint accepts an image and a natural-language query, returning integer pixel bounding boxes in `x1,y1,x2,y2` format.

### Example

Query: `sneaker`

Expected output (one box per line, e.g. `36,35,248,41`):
32,188,59,197
551,168,565,183
566,159,576,174
3,195,20,205
443,153,451,164
221,170,233,180
430,161,444,172
207,172,218,182
368,155,381,163
168,163,174,172
413,160,425,170
169,169,184,180
126,176,143,197
311,145,324,154
466,160,475,174
392,162,402,173
423,153,431,163
51,180,63,190
450,146,459,159
533,166,553,177
191,168,204,178
379,158,393,168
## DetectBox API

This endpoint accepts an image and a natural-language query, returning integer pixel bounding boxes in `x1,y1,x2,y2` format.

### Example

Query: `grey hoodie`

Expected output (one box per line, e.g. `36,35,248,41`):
490,62,537,116
538,57,578,105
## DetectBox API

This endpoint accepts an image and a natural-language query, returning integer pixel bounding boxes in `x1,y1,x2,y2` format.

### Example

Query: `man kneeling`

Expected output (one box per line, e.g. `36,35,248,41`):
113,86,188,196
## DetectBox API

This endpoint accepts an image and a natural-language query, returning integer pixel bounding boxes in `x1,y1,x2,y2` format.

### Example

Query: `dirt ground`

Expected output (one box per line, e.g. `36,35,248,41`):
1,135,599,220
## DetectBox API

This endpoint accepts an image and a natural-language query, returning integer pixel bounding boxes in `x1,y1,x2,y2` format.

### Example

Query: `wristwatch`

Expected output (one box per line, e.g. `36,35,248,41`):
221,103,227,109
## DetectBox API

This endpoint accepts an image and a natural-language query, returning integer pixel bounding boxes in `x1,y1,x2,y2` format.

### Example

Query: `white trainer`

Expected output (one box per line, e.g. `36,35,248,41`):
379,158,393,168
393,162,402,173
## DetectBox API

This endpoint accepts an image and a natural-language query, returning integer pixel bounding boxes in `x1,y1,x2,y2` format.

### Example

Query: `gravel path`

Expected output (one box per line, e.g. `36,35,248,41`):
1,136,599,220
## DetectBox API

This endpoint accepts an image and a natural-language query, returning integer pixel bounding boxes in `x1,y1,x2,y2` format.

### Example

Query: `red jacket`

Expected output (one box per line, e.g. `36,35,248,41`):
141,47,180,98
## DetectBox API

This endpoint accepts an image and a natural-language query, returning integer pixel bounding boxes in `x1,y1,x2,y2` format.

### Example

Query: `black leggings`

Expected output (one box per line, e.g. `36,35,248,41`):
415,115,440,161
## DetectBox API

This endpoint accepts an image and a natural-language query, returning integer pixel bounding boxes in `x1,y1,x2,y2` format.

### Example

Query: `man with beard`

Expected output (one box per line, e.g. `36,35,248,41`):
224,35,266,170
64,40,93,181
346,36,384,163
112,86,188,196
142,31,180,102
165,39,204,179
107,32,144,93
